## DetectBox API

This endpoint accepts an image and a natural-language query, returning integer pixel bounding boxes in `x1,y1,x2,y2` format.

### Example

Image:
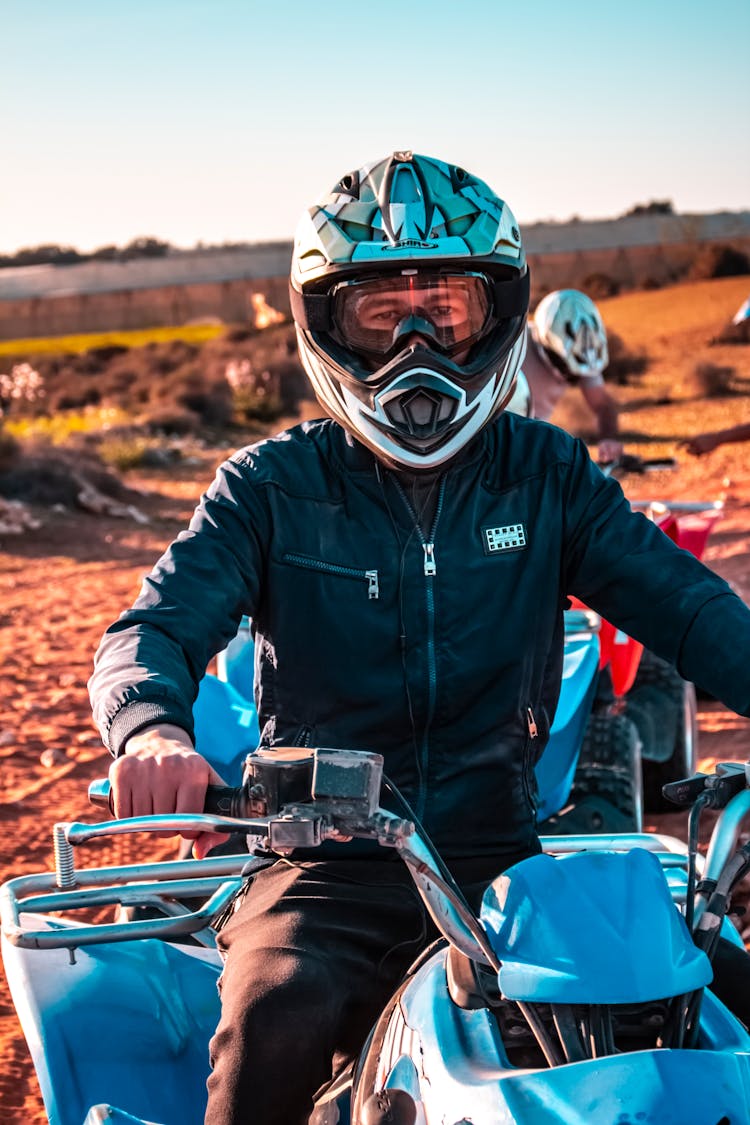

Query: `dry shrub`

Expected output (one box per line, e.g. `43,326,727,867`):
98,437,152,472
606,332,649,385
224,326,260,344
582,273,620,299
3,320,306,437
0,428,20,471
161,339,199,368
55,380,103,411
88,344,129,363
691,362,737,398
688,244,750,281
171,370,234,427
139,407,202,436
263,359,312,412
0,444,140,506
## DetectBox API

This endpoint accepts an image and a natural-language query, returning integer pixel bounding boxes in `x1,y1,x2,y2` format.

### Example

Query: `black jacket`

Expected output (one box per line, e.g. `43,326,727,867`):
89,414,750,859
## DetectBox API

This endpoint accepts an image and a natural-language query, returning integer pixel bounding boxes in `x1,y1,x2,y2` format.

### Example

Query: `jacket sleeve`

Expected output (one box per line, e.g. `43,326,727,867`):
88,452,271,756
561,440,750,717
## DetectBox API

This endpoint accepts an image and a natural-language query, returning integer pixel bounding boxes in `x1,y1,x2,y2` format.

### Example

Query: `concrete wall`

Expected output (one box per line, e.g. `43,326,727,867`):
0,275,292,341
528,236,750,297
1,210,749,341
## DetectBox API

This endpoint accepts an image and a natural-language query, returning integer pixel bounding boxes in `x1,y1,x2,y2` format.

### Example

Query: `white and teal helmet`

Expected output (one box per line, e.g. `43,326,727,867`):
289,151,529,471
533,289,609,379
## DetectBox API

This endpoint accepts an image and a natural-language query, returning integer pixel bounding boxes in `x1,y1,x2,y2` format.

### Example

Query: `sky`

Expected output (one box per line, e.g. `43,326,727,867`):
1,0,749,255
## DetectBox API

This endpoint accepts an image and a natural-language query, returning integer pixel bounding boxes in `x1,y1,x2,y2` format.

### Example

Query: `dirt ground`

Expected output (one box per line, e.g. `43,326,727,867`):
2,276,750,1122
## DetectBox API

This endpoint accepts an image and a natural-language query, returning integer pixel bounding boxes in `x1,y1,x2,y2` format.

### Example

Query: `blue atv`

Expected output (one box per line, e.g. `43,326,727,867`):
2,747,750,1124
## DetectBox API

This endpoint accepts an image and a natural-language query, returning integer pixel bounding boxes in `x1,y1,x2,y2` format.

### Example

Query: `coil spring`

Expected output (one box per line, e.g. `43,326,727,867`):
53,824,76,888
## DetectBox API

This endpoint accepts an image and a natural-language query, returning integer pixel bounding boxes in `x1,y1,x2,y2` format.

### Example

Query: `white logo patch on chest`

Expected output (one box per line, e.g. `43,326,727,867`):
483,523,527,555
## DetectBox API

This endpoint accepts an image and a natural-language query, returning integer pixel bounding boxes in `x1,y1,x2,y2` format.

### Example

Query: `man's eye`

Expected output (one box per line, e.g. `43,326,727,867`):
359,303,402,325
429,302,467,322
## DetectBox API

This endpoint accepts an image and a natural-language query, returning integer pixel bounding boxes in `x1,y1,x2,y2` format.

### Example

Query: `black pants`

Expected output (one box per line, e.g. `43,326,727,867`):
204,853,512,1125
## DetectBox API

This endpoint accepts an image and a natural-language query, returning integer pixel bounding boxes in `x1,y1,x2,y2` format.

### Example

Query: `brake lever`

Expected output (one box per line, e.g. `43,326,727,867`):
662,773,710,807
663,764,747,810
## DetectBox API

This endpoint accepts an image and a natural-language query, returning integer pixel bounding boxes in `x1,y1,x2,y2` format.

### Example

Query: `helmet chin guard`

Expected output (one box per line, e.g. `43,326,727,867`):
298,327,526,471
290,151,530,471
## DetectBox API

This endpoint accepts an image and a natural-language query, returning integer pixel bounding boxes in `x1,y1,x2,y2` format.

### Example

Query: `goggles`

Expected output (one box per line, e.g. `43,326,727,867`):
330,271,492,359
290,266,530,369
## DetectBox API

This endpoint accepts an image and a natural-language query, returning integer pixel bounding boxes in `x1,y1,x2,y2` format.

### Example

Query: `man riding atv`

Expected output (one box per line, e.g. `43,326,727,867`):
89,151,750,1125
508,287,623,463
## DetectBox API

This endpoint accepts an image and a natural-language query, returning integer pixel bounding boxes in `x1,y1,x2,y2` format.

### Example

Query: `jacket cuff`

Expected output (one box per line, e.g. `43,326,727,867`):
107,702,195,758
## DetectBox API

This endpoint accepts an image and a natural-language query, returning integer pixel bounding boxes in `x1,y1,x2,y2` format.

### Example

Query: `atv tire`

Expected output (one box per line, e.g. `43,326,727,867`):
568,711,644,832
624,650,698,812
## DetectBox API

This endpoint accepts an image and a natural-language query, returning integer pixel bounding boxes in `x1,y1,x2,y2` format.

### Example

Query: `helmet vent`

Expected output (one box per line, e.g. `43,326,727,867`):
333,170,361,199
384,388,457,438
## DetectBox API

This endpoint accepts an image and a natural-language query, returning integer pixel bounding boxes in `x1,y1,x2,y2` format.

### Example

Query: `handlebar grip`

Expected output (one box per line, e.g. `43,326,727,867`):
89,778,249,818
204,785,249,818
88,778,113,811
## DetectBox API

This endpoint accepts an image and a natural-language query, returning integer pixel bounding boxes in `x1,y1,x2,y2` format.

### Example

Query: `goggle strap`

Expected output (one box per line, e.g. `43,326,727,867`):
492,270,530,318
289,286,332,332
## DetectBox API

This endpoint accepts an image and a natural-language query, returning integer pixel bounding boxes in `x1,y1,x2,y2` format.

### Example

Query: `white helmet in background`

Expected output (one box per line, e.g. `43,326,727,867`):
289,151,530,472
533,289,608,379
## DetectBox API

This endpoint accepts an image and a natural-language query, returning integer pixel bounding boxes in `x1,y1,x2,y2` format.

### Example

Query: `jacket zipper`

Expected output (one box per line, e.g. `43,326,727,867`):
393,477,447,819
282,552,379,599
523,705,539,812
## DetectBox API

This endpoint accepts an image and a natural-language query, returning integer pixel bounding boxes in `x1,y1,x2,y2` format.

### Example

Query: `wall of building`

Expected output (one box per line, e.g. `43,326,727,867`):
0,275,292,341
0,210,748,341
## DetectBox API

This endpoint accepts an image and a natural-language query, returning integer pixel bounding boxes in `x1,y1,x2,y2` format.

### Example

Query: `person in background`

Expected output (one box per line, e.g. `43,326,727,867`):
89,152,750,1125
683,422,750,457
508,287,623,463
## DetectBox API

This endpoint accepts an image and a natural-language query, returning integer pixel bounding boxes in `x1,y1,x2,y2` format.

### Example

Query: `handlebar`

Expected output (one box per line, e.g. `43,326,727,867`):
8,752,750,978
82,748,500,968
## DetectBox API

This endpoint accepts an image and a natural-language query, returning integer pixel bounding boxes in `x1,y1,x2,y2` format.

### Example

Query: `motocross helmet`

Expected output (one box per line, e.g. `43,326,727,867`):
289,151,530,471
532,289,609,379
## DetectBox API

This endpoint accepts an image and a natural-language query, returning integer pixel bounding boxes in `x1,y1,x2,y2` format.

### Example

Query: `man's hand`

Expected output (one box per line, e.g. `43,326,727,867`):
681,433,722,456
109,723,229,855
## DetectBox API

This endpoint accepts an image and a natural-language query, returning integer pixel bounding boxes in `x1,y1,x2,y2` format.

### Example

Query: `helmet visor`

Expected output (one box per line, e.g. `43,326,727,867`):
331,271,493,360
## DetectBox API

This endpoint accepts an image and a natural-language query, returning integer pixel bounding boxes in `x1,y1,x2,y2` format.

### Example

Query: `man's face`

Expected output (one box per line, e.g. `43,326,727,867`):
356,281,475,340
332,271,491,364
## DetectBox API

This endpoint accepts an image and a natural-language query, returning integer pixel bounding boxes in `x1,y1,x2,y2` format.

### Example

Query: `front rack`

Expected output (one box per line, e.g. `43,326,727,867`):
1,828,697,953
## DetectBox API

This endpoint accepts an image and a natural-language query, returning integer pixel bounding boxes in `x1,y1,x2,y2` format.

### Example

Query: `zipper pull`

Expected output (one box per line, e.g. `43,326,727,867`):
423,543,436,577
366,570,379,599
527,707,538,738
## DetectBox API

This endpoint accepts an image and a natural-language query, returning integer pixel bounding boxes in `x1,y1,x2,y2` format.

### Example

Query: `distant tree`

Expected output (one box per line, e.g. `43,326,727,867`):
623,200,675,218
90,244,120,261
0,244,84,268
119,237,170,261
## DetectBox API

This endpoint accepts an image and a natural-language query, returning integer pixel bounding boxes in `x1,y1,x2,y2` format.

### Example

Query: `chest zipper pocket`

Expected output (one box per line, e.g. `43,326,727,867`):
282,552,379,600
522,705,539,813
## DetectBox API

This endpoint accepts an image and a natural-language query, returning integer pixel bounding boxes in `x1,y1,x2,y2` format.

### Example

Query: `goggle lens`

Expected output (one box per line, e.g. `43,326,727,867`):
331,272,492,358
